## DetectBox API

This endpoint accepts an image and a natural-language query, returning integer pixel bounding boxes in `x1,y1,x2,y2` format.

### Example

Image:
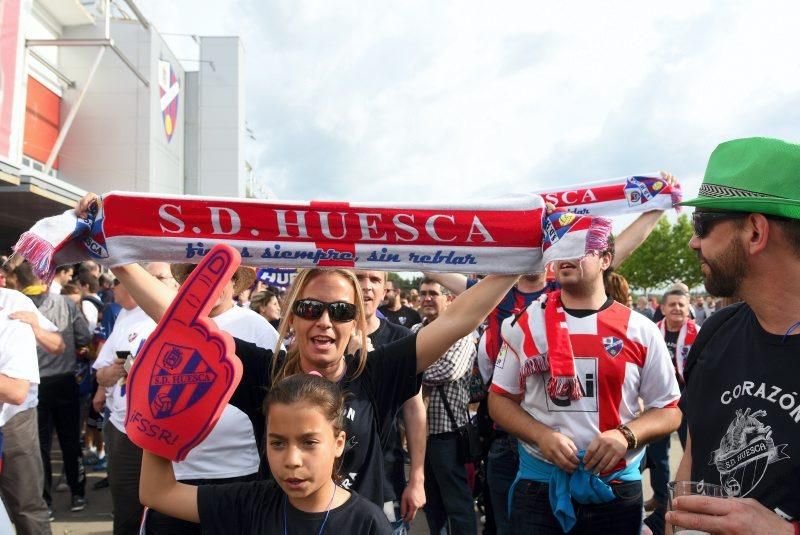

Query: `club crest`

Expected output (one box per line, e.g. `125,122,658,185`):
148,343,217,419
542,211,578,250
624,176,667,207
602,336,624,357
74,203,109,259
159,60,180,143
711,408,788,497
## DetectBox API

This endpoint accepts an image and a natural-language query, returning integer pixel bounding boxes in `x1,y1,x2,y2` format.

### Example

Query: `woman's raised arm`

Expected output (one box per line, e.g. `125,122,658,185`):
111,264,176,323
415,274,519,373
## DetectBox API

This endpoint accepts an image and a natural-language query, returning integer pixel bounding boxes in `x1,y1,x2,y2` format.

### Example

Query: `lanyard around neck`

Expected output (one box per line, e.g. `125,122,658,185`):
283,480,337,535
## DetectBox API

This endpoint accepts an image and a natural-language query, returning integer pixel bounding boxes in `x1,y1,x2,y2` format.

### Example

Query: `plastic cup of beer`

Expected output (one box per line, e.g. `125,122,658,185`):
667,481,726,534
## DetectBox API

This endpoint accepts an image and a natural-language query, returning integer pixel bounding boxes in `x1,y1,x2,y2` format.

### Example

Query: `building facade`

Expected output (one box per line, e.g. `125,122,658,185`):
0,0,247,250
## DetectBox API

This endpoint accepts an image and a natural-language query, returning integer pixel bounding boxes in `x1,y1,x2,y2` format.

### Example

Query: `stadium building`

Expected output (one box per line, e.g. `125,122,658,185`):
0,0,251,249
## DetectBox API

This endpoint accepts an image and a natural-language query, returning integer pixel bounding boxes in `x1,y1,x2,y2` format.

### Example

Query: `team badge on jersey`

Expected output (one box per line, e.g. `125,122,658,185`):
158,60,180,143
602,336,624,357
148,343,217,419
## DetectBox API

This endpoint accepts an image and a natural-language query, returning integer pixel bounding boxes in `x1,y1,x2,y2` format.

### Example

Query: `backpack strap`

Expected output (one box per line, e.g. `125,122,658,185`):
682,302,746,385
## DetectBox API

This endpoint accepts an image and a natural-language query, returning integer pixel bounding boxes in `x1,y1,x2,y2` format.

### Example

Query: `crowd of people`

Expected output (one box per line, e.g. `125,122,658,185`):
0,136,798,535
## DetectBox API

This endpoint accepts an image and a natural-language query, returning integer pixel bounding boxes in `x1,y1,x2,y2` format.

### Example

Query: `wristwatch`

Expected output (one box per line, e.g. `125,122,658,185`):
616,424,638,450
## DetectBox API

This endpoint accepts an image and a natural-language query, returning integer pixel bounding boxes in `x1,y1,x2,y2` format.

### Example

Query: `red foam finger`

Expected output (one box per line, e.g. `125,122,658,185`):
169,248,237,326
125,244,244,461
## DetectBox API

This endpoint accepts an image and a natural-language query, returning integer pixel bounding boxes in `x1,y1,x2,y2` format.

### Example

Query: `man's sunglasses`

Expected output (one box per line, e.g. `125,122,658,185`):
292,299,357,322
691,211,749,238
692,211,790,238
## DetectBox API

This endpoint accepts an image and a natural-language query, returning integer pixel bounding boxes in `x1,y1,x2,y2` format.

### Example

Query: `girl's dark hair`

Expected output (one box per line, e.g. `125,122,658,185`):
265,374,347,482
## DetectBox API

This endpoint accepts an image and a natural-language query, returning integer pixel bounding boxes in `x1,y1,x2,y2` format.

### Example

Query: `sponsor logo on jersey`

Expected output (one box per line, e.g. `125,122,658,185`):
148,343,217,419
495,343,508,369
602,336,624,357
545,357,598,412
711,408,789,497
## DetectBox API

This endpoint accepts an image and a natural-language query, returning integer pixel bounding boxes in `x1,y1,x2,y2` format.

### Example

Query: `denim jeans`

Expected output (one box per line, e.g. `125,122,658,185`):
509,479,643,535
487,434,518,535
645,435,671,503
424,432,477,535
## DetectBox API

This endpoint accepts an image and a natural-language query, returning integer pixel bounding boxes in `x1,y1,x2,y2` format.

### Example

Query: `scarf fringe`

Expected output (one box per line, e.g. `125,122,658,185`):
12,232,56,283
547,376,582,400
519,354,549,388
584,217,613,253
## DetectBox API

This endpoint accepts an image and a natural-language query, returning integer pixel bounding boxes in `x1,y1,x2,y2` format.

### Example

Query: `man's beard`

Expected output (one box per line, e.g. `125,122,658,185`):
701,237,747,298
557,268,597,298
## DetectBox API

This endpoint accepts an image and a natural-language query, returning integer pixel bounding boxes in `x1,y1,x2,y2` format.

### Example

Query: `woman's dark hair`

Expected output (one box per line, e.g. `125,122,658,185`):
60,283,81,296
604,269,630,305
265,374,347,482
249,289,279,313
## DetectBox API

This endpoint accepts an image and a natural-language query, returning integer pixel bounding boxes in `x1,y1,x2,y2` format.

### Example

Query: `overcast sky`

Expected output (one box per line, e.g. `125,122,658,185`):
136,0,800,227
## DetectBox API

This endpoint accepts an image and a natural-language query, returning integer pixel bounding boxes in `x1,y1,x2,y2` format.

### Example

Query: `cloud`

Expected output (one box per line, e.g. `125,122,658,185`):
136,0,800,210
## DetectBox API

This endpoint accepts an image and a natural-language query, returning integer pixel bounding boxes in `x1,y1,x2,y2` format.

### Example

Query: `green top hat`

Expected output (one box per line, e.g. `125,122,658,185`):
681,137,800,220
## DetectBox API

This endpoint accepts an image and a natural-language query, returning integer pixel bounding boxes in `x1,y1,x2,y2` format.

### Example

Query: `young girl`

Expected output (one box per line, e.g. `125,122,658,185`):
139,373,391,534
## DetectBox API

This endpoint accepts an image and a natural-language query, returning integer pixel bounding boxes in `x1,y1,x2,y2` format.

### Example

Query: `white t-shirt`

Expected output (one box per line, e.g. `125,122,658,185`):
81,295,100,333
0,320,41,426
49,281,62,295
0,289,58,418
0,288,59,331
491,301,680,469
173,305,280,480
92,307,156,434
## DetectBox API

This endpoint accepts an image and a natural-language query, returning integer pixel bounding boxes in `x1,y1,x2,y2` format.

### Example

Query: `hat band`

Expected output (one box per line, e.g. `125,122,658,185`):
699,183,776,199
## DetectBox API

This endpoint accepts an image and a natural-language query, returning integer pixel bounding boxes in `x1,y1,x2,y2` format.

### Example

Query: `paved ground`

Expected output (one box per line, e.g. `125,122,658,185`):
39,434,681,534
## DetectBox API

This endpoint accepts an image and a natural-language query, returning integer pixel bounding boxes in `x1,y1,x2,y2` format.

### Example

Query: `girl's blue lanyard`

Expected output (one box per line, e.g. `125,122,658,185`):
284,481,337,535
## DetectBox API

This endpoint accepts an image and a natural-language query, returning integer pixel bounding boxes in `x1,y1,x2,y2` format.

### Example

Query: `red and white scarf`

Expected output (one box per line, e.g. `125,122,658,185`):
501,290,583,400
11,174,678,281
657,319,698,381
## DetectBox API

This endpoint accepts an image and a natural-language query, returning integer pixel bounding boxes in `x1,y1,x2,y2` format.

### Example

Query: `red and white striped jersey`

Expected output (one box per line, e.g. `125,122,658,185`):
491,300,680,468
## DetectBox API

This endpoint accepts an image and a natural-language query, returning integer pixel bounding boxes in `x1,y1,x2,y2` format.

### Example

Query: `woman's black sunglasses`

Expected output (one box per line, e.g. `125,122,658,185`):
292,299,357,322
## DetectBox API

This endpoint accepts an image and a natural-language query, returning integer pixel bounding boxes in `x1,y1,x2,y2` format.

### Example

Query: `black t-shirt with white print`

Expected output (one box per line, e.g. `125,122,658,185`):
197,479,391,534
378,305,421,328
680,304,800,522
232,333,421,507
368,319,414,503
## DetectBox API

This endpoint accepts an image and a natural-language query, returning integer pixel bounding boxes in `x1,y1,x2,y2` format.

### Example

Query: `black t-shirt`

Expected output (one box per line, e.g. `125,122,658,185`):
378,305,421,328
368,319,414,503
232,333,421,506
663,329,679,360
681,304,800,521
198,479,391,534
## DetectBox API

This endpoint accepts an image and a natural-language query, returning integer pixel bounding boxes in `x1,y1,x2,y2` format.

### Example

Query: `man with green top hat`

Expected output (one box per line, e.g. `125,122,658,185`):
666,137,800,534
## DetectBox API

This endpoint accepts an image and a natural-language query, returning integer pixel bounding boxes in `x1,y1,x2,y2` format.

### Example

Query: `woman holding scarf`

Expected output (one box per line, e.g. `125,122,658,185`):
73,194,520,511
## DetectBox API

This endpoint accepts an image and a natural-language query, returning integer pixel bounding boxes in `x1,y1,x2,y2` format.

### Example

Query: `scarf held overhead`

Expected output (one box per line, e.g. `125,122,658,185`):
12,174,677,281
